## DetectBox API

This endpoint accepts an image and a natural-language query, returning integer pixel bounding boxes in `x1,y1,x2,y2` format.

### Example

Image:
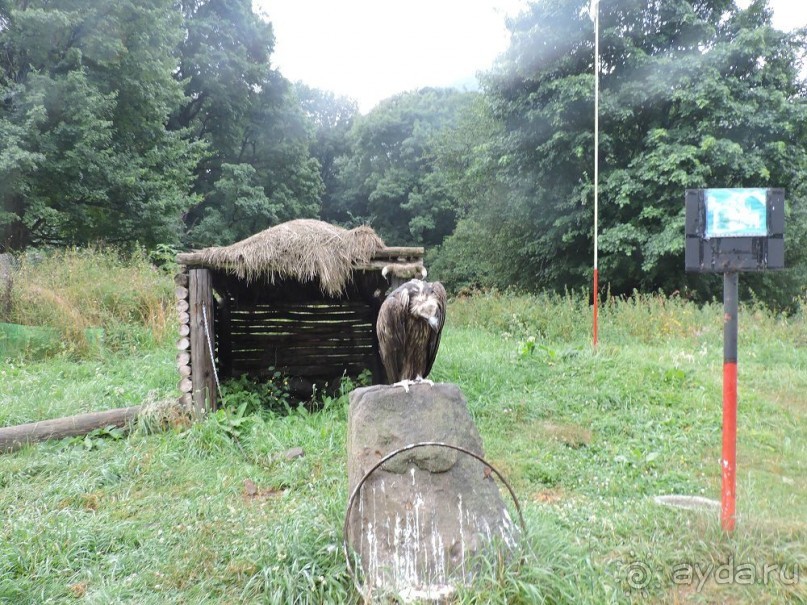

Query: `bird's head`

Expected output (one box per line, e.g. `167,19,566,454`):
409,281,443,332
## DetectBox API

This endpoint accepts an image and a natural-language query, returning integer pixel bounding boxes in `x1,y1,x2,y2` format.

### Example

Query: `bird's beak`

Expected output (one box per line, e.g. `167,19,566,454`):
428,316,440,331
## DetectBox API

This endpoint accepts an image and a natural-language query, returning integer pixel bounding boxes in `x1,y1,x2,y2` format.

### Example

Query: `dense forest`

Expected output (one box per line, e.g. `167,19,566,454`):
2,0,806,305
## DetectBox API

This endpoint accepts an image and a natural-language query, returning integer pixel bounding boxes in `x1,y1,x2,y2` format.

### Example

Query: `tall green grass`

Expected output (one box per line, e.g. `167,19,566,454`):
1,284,805,603
1,248,178,424
7,247,174,355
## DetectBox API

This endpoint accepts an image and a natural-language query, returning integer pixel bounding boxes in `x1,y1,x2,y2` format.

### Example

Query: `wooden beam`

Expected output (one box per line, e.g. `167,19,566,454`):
217,298,233,380
370,247,424,260
189,268,217,414
0,406,143,454
176,252,203,265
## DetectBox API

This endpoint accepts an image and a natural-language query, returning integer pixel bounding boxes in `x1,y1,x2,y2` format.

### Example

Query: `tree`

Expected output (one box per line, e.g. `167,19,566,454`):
171,0,322,246
450,0,807,303
295,84,359,225
0,0,200,250
332,87,474,246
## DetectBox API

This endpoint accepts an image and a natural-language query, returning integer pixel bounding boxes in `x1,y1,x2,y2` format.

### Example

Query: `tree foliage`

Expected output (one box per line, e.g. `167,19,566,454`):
0,0,201,250
295,84,359,227
332,88,475,246
170,0,322,246
2,0,805,308
437,0,807,303
1,0,325,251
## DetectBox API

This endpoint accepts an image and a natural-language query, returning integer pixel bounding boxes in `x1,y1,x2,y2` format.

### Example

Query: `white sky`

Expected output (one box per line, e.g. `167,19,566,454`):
255,0,806,114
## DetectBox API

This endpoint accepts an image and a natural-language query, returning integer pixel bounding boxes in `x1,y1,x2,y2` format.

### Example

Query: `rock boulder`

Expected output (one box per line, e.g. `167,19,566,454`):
346,383,519,602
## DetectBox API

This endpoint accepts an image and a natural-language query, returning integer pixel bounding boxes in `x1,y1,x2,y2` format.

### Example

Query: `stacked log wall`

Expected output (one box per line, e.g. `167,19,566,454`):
175,271,192,409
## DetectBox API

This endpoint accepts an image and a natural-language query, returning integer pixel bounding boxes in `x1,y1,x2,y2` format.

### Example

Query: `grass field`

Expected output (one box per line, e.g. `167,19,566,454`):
1,260,806,603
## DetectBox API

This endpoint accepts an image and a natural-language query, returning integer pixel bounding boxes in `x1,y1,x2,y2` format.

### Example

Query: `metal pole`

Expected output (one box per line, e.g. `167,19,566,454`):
721,271,738,531
593,0,600,348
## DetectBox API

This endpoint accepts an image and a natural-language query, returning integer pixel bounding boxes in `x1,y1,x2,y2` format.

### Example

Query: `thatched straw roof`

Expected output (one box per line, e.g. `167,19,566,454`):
180,219,386,296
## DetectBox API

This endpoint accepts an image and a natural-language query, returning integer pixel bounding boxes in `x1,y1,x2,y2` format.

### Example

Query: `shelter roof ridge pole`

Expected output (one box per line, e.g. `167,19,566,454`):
592,0,600,348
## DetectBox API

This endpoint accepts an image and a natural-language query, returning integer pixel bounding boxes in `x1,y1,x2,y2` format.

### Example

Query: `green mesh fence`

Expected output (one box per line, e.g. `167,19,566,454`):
0,323,104,358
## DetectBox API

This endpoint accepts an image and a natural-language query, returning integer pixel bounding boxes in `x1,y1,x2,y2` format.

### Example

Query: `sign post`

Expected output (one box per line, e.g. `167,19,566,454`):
721,271,738,531
685,188,785,531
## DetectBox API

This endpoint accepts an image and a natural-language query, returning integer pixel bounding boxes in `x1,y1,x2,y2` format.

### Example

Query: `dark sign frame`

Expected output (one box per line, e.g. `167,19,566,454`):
685,188,785,273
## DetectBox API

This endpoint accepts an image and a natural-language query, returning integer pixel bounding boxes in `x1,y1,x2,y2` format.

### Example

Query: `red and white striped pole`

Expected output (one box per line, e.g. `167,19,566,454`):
721,271,739,531
592,0,600,348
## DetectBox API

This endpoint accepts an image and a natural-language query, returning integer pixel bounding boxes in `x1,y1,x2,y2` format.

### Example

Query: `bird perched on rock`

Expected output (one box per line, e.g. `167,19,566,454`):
376,279,446,391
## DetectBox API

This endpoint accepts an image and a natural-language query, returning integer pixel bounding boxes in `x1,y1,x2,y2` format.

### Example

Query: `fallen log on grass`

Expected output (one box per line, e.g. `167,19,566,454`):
0,405,143,454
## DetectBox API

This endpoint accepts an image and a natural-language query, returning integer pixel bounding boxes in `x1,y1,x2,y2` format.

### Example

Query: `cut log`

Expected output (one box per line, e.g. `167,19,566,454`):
0,405,143,454
178,311,190,325
174,273,189,287
178,364,191,377
177,337,190,351
176,299,189,313
178,377,193,393
177,351,190,366
175,285,189,301
178,324,190,337
177,394,192,408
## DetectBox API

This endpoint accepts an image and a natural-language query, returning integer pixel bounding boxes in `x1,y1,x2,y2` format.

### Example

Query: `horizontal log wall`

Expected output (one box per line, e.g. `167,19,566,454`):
223,299,376,387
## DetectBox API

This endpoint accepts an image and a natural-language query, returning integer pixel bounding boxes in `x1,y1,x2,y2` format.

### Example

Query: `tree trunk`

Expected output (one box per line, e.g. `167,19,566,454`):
2,193,30,252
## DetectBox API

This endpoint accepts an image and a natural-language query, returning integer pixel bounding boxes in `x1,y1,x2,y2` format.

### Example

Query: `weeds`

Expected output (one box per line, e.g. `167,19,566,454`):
67,425,126,451
218,371,293,416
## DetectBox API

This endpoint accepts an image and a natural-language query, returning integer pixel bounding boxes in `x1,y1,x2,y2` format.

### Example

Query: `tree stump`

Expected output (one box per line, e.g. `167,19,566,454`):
346,383,520,603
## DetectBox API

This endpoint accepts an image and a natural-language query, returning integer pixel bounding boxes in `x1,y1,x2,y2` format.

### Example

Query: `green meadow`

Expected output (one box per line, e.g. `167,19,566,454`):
1,253,805,604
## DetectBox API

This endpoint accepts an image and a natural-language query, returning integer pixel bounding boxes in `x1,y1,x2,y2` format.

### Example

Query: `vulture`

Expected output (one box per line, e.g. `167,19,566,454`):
376,279,447,390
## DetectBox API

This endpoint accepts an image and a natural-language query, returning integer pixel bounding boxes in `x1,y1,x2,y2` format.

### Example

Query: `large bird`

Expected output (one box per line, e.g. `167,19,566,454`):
376,279,447,391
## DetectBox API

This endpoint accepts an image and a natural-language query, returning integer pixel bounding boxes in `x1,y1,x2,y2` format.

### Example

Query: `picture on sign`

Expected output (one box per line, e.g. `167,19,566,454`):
704,188,768,239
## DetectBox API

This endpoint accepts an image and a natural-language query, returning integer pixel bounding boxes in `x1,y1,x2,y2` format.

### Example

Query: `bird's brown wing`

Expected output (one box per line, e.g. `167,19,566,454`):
423,281,447,378
376,290,408,383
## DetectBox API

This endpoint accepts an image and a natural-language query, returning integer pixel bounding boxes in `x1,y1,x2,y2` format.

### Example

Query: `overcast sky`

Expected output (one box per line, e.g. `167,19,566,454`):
255,0,807,114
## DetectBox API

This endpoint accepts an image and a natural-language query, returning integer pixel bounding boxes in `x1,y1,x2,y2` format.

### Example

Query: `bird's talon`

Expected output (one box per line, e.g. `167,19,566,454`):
392,379,415,392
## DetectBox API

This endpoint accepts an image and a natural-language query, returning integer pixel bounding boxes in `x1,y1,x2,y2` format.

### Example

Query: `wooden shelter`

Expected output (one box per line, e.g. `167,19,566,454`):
174,220,424,415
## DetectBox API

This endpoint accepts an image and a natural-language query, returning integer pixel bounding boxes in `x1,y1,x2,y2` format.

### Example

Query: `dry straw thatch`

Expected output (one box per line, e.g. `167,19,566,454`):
190,219,385,296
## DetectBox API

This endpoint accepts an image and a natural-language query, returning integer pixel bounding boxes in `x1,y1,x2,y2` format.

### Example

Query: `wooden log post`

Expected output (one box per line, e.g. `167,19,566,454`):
189,268,217,415
0,406,143,454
